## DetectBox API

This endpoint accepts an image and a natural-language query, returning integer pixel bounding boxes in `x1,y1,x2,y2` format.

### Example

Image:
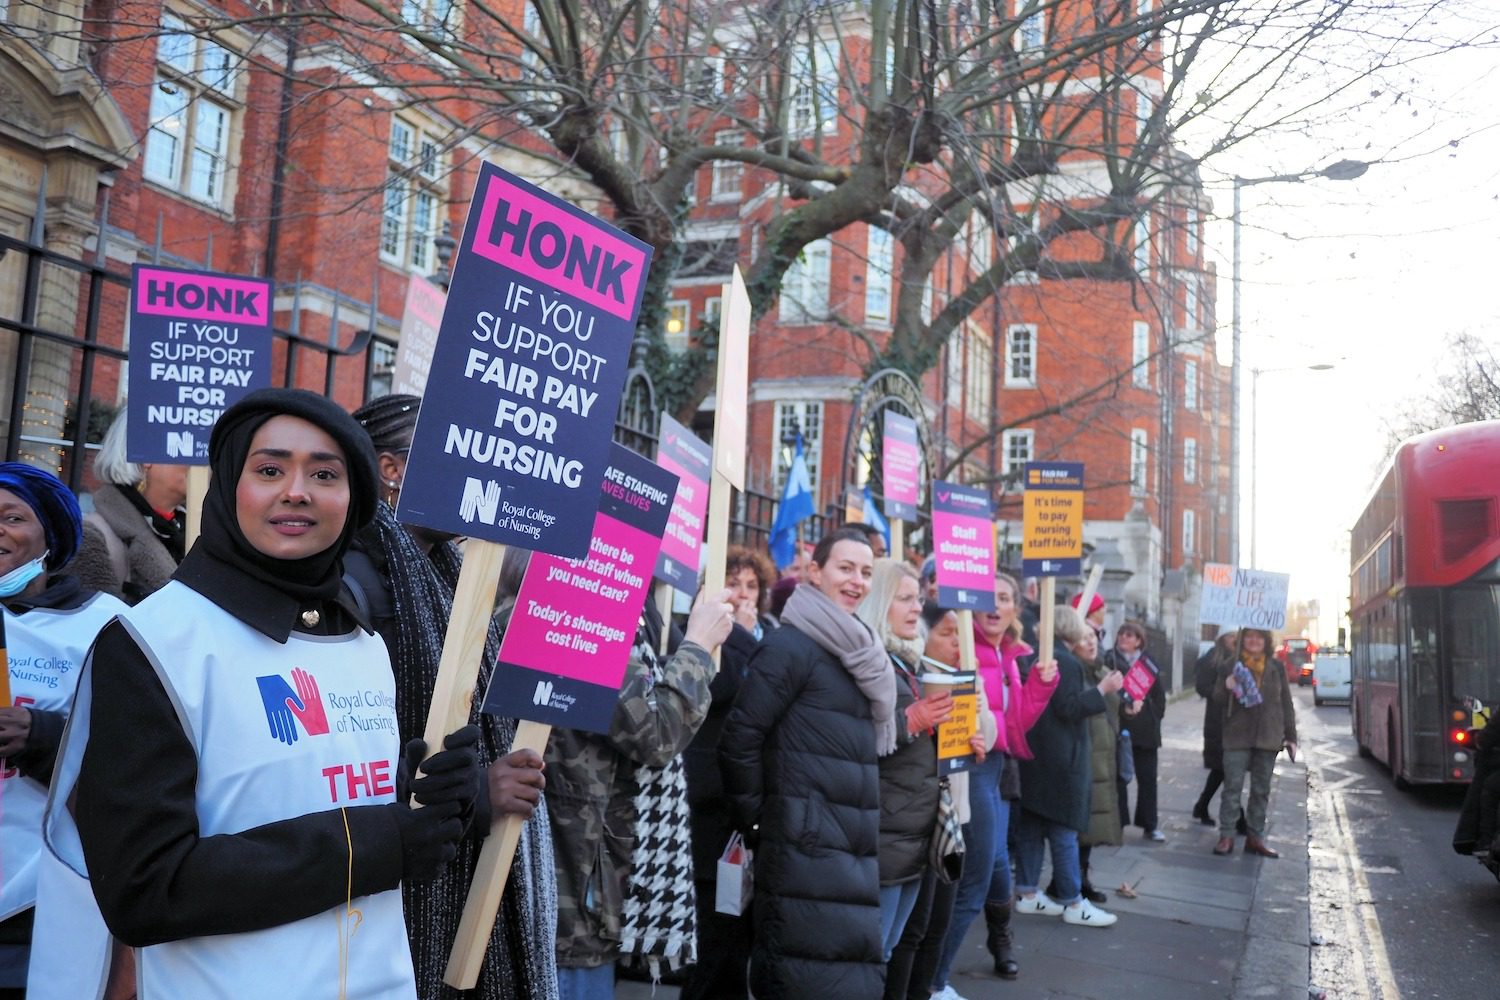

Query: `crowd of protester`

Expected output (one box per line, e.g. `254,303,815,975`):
0,390,1295,1000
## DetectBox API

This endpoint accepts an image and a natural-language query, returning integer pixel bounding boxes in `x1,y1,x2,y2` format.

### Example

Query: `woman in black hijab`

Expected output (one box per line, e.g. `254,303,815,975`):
50,389,479,999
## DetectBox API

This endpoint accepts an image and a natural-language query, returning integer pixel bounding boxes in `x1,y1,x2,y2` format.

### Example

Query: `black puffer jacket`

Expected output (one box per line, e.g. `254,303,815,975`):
877,648,938,886
1017,645,1107,833
718,623,883,1000
1195,646,1226,771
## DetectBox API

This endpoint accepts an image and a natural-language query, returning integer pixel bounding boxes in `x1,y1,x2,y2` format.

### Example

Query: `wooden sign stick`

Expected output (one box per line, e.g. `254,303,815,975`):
890,520,905,563
702,267,750,669
700,466,732,669
1076,563,1105,621
184,465,210,550
1038,576,1056,667
956,609,978,675
656,582,673,656
0,616,10,706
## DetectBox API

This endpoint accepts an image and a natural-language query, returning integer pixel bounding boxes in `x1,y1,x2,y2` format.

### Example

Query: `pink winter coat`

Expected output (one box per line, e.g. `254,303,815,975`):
973,624,1058,760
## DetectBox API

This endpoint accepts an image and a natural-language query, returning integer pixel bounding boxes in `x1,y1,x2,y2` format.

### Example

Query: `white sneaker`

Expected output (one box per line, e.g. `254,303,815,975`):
930,985,970,1000
1015,892,1065,916
1063,898,1118,927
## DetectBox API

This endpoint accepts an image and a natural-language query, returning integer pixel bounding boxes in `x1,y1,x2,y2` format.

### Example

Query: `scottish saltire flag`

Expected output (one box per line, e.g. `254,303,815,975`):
863,483,891,552
769,435,816,569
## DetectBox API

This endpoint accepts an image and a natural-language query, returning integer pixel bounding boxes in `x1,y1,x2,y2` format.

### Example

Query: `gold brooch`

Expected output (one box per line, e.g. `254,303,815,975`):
300,608,321,628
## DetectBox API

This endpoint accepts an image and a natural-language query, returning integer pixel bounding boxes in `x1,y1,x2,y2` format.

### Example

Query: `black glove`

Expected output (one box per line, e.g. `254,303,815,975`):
388,799,463,883
409,725,481,816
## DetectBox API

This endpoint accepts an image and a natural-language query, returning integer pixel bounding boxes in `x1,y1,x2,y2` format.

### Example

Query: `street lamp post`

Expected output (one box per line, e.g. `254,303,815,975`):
1249,362,1335,568
1229,159,1368,567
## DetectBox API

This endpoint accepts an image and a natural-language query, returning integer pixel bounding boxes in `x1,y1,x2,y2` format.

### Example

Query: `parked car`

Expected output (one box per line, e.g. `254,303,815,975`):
1313,649,1352,706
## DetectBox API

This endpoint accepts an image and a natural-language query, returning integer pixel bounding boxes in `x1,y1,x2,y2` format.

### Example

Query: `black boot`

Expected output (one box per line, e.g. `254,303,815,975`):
1191,799,1215,825
984,900,1019,980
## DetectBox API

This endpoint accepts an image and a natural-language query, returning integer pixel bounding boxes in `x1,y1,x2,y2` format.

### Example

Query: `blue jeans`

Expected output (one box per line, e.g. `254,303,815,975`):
879,880,923,961
933,753,1010,988
1014,808,1082,905
557,964,614,1000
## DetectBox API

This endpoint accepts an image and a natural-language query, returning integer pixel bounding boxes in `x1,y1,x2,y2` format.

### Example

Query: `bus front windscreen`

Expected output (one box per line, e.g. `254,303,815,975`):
1444,587,1500,708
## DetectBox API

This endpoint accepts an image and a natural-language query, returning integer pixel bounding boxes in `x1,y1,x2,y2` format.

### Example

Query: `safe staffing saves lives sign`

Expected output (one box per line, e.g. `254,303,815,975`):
396,163,653,559
482,445,678,733
126,264,272,463
931,480,996,612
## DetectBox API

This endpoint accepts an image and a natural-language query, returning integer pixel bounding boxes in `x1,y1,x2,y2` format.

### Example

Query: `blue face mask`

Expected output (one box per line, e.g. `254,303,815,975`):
0,550,48,598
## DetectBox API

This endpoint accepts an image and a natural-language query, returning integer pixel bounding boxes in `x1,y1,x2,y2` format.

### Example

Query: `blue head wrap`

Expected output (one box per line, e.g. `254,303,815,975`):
0,462,83,571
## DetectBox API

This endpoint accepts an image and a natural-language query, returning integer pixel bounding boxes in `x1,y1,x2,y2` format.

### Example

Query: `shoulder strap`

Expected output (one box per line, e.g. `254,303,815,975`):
84,510,128,584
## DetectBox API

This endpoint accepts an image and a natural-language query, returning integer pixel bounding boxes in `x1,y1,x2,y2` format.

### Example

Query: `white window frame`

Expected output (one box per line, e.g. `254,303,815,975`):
780,238,832,324
710,130,742,201
1182,508,1197,556
1185,207,1199,255
1184,277,1199,329
1016,0,1046,50
381,117,448,272
144,12,241,207
1184,437,1198,484
1001,428,1034,477
1005,323,1036,387
966,326,993,422
1131,321,1150,389
1133,215,1151,275
1130,428,1149,496
789,38,840,138
1184,359,1198,411
775,401,823,492
401,0,459,33
865,226,894,324
664,300,691,352
1135,90,1153,144
946,328,964,406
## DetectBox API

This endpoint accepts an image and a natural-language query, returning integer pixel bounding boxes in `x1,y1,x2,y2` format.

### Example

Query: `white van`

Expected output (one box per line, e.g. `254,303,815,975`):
1313,651,1352,706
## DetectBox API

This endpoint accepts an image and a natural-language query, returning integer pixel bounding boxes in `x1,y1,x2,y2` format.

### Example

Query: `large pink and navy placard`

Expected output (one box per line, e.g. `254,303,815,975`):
882,409,920,521
126,264,272,463
396,163,653,559
654,413,711,590
931,479,996,612
481,444,678,733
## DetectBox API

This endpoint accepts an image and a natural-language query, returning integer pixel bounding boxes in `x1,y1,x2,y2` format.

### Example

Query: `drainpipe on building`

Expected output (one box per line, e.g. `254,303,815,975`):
263,20,300,282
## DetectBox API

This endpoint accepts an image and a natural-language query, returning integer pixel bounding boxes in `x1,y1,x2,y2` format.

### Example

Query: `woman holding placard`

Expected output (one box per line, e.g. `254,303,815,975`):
48,389,479,999
719,526,891,998
1212,628,1298,858
347,393,559,1000
0,463,127,999
931,572,1056,997
1107,622,1168,842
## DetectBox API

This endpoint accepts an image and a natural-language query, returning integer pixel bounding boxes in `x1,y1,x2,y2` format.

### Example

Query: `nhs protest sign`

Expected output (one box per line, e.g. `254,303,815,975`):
391,274,446,395
1022,462,1084,577
126,264,272,463
931,480,996,612
396,163,652,558
654,413,711,590
1199,563,1291,631
882,410,920,521
482,445,677,733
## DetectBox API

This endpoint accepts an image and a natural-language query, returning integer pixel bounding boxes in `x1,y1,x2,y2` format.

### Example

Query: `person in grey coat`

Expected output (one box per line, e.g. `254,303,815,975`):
1212,628,1298,858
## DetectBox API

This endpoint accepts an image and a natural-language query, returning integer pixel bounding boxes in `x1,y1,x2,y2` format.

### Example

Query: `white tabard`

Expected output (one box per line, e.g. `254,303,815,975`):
45,581,416,999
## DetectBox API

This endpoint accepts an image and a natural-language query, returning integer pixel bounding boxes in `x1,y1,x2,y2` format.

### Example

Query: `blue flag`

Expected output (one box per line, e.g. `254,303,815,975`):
769,435,816,570
863,483,891,553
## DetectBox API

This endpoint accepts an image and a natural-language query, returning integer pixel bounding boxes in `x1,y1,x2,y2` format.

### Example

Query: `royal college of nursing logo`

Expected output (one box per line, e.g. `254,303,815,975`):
256,667,331,745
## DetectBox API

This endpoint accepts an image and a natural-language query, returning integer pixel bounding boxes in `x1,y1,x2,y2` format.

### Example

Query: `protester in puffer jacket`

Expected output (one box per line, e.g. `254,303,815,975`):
719,527,891,999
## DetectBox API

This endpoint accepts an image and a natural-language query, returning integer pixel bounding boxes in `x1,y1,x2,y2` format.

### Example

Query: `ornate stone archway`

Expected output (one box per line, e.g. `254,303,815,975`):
839,367,934,530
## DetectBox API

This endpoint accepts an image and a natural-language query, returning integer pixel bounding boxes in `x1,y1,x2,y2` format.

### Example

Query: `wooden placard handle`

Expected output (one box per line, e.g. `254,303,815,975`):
1038,577,1056,667
655,583,673,656
443,718,552,988
700,469,733,671
419,540,508,757
890,520,905,563
184,465,210,551
956,610,978,675
1076,563,1105,621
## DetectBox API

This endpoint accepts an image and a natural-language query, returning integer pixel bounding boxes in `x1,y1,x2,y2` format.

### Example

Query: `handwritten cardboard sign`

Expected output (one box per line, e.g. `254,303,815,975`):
1199,563,1291,630
396,163,652,558
931,480,996,612
480,444,677,733
654,413,711,590
126,264,272,463
392,274,447,395
1022,462,1084,577
882,410,920,521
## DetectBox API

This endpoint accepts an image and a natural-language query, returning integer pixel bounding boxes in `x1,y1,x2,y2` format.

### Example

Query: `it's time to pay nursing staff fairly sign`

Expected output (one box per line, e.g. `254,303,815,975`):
397,162,653,559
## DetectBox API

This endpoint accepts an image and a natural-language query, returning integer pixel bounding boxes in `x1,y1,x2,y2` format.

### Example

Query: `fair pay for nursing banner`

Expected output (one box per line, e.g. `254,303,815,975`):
396,162,653,560
482,444,678,733
126,264,273,463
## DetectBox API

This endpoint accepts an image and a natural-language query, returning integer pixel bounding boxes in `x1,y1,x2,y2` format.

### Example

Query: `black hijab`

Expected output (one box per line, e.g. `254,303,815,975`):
176,388,378,628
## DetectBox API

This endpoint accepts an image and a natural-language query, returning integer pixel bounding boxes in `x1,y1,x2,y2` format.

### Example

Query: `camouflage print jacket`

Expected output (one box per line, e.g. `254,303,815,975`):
545,632,713,970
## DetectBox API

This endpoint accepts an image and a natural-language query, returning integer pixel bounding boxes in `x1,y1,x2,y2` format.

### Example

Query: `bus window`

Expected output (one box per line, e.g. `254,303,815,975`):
1445,587,1500,706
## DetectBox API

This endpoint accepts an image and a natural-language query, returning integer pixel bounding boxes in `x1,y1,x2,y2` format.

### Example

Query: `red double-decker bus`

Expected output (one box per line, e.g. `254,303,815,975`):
1351,421,1500,785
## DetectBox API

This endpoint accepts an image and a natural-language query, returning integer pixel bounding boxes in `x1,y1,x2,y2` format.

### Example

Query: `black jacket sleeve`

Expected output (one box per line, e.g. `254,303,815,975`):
13,707,66,785
75,620,407,948
1047,652,1107,723
718,637,807,839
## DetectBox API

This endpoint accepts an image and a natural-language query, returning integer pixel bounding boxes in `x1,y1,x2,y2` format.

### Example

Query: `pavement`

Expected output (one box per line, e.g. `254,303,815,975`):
619,691,1313,999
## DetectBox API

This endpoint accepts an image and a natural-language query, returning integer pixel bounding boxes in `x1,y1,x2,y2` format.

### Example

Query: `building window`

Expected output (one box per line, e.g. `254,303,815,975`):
1016,0,1046,50
381,118,447,271
1182,508,1197,556
368,339,397,399
968,212,991,274
703,296,722,326
401,0,458,31
780,238,831,323
789,38,840,137
1001,429,1034,477
1135,90,1152,144
1184,278,1199,328
1131,321,1150,389
1133,215,1151,274
775,401,823,492
1137,0,1155,43
1130,428,1149,495
1184,359,1198,411
1005,323,1036,387
946,329,964,406
710,131,742,201
664,300,690,352
1184,437,1198,483
865,226,894,324
144,13,241,206
966,327,993,422
1185,207,1199,255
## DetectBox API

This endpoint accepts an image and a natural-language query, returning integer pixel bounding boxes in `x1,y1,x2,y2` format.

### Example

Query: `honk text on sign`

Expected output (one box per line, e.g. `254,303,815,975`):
482,444,678,733
396,163,653,559
127,264,273,463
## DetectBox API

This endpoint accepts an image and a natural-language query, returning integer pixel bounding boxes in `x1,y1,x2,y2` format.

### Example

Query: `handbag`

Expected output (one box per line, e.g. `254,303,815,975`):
1117,728,1136,784
715,832,754,916
929,777,966,884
